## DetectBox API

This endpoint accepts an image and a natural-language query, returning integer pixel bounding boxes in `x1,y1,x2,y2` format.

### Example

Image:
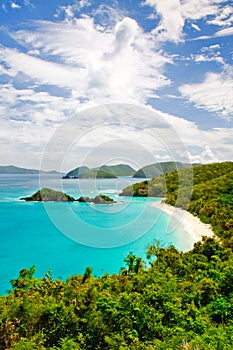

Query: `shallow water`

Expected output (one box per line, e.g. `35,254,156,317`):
0,174,194,294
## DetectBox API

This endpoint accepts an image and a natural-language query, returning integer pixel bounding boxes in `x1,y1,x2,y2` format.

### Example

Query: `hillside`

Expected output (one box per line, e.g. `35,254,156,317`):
79,170,117,179
95,164,136,176
133,161,193,178
62,166,90,178
0,165,60,175
121,161,233,243
63,164,135,179
0,165,39,174
63,166,117,179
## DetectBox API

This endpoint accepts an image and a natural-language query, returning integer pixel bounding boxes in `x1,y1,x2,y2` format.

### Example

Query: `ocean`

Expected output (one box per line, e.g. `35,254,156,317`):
0,174,195,295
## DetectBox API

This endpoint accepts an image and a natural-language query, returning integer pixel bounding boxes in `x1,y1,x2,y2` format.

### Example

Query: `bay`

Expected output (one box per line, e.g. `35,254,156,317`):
0,174,194,295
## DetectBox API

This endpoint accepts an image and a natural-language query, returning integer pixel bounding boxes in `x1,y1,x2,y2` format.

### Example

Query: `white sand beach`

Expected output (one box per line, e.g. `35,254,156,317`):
151,201,214,245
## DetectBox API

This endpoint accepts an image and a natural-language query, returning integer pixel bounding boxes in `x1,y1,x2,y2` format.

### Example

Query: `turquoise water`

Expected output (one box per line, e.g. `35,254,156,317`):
0,174,194,295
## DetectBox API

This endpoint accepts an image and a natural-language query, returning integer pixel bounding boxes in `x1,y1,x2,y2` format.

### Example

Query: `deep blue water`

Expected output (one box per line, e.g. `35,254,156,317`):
0,174,194,295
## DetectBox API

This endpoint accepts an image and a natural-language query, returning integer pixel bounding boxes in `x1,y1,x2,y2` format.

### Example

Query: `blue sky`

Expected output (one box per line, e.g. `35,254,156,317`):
0,0,233,171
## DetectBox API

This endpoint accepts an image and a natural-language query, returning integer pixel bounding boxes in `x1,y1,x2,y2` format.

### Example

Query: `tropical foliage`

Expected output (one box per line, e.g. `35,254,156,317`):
20,188,76,202
121,161,233,244
1,238,233,349
132,161,193,178
2,162,233,349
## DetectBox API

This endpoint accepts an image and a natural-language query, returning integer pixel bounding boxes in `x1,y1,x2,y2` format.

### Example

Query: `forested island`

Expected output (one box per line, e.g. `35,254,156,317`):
20,188,76,202
1,162,233,349
20,188,115,204
63,164,135,179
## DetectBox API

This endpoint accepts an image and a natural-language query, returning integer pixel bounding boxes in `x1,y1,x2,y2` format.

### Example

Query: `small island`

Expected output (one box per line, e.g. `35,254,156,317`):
20,188,116,204
20,188,76,202
78,195,116,204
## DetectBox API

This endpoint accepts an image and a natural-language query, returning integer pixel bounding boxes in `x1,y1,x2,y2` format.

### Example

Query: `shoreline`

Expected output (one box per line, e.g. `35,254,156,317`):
151,201,214,246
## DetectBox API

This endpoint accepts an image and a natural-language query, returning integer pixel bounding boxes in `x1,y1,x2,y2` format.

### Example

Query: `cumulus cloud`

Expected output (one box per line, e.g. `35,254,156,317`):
178,65,233,119
152,110,233,164
190,44,225,64
143,0,184,42
0,47,83,90
56,0,91,20
1,2,233,169
4,16,171,104
11,2,21,9
207,5,233,27
143,0,231,42
40,105,233,172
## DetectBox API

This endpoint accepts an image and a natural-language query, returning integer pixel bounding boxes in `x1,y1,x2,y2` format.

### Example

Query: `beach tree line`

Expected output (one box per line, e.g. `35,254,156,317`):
121,162,233,245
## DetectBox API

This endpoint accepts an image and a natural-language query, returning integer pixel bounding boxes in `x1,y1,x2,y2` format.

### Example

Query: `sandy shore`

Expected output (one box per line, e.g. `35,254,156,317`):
151,201,214,245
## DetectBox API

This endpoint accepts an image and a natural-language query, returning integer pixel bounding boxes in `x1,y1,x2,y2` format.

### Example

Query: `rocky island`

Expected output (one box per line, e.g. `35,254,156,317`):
78,195,116,204
20,188,116,204
20,188,76,202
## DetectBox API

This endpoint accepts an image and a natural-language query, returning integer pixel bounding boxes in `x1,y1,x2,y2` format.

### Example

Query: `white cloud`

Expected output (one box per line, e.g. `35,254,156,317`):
207,5,233,27
143,0,184,42
1,90,233,169
175,43,224,64
36,104,233,171
190,26,233,41
214,26,233,37
1,3,233,170
4,16,171,104
191,23,201,31
143,0,230,42
192,54,224,64
11,2,21,9
178,65,233,119
180,0,226,21
153,110,233,164
56,0,91,20
0,47,83,90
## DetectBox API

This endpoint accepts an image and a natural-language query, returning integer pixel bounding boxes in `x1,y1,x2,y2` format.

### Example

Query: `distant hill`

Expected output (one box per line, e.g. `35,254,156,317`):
63,164,135,179
0,165,60,175
133,161,193,178
94,164,136,176
63,166,90,178
63,166,117,179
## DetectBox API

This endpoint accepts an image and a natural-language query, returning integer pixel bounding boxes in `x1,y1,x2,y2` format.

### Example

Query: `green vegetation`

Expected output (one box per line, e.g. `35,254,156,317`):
0,165,60,174
79,170,117,179
63,166,117,179
20,189,116,204
133,161,193,178
63,166,90,178
78,194,116,204
121,161,233,243
63,164,136,179
95,164,136,176
0,165,39,174
3,161,233,349
1,238,233,349
20,188,76,202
